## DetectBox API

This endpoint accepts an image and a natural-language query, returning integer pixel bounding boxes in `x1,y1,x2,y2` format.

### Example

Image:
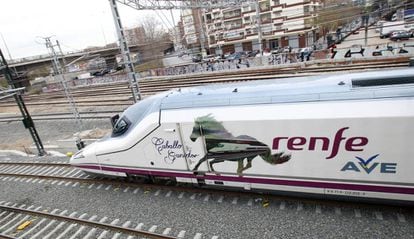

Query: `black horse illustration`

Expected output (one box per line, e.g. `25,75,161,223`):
190,114,291,174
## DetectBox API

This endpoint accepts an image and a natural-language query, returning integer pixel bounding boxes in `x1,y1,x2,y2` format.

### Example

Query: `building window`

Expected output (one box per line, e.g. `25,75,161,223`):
206,13,212,21
242,5,251,12
243,16,251,24
260,13,271,24
269,39,279,49
259,0,270,12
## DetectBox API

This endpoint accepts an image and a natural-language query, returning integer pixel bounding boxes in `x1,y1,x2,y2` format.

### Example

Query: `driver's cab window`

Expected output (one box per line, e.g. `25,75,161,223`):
112,117,130,137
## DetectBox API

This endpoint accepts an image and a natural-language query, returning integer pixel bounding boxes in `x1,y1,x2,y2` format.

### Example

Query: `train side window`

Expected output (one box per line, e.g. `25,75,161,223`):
112,117,130,137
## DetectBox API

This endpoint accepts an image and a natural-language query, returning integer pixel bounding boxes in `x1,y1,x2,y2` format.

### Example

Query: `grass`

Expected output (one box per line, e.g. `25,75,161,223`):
0,78,8,88
134,59,164,72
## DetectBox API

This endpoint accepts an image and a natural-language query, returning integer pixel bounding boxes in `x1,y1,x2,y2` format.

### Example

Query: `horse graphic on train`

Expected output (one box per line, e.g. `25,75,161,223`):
190,114,291,174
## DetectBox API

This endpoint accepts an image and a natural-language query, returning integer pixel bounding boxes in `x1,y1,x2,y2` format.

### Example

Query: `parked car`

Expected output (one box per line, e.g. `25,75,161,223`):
191,54,202,62
91,68,110,77
246,50,260,57
226,52,246,61
390,30,412,41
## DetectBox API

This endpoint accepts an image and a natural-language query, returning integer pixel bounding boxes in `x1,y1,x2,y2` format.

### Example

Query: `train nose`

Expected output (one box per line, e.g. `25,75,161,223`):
70,143,98,169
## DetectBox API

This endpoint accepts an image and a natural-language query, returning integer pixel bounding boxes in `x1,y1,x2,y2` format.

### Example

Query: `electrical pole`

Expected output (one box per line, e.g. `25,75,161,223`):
109,0,141,102
255,1,263,55
42,37,83,144
56,40,68,72
364,13,369,47
197,8,206,57
0,49,46,156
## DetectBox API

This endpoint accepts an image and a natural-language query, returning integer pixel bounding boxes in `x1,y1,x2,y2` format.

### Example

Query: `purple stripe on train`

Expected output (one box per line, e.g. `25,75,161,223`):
74,164,414,195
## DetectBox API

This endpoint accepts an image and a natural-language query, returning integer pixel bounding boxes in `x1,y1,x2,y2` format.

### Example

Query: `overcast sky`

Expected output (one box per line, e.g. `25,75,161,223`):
0,0,180,60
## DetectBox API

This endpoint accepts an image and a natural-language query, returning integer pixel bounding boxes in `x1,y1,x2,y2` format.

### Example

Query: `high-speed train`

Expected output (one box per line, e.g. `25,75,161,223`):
71,68,414,204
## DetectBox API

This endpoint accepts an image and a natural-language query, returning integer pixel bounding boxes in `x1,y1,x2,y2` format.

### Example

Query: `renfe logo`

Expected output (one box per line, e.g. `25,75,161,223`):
272,127,368,159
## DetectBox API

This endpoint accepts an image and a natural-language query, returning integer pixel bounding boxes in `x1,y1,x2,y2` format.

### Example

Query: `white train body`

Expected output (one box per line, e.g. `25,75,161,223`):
71,68,414,204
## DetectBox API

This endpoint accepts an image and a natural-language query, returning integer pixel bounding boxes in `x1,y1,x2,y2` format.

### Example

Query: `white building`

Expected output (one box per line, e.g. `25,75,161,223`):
203,0,321,54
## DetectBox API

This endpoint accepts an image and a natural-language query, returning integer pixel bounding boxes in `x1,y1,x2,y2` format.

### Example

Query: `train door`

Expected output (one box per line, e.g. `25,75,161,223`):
144,123,191,171
177,122,209,173
178,121,211,185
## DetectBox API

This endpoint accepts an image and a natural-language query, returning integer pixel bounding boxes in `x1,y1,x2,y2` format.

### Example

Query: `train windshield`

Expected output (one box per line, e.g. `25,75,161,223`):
111,97,160,137
112,117,131,137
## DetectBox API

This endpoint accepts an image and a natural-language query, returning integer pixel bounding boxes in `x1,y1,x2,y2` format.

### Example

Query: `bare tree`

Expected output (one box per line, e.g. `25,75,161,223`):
140,16,166,42
132,16,174,67
315,0,363,34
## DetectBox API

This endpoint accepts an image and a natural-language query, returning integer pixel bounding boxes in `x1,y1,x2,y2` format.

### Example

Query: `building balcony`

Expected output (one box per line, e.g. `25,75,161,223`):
224,31,244,40
223,9,242,19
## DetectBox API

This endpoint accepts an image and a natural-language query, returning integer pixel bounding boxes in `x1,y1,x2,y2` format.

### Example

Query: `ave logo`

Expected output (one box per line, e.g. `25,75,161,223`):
340,154,397,174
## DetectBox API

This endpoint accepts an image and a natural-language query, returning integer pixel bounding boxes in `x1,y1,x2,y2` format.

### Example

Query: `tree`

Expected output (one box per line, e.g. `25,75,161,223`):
140,16,166,43
132,16,173,65
315,0,364,35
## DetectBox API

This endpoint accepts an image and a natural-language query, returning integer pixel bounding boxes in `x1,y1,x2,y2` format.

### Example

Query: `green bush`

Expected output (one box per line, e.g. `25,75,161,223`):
0,78,8,88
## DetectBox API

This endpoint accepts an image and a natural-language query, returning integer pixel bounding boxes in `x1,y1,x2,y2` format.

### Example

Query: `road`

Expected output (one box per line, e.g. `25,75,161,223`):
337,27,414,49
162,54,193,67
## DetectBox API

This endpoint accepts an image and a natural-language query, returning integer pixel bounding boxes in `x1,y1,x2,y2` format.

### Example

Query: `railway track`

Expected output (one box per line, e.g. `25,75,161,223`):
1,59,410,104
1,161,412,208
0,161,219,239
0,58,411,122
0,160,412,238
0,202,179,239
0,111,120,123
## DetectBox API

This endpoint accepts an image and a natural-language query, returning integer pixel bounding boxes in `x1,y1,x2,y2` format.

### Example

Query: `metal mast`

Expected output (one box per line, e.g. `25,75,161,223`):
255,1,263,55
111,0,255,99
109,0,141,102
42,37,83,131
0,49,46,156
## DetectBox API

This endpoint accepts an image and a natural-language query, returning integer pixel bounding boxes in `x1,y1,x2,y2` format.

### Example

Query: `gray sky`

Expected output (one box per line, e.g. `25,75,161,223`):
0,0,179,60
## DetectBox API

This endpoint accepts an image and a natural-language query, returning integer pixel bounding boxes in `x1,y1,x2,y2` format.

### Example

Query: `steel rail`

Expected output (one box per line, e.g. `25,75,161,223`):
0,116,112,122
0,204,175,239
0,111,121,120
1,58,409,103
0,162,70,166
1,62,408,106
2,60,408,103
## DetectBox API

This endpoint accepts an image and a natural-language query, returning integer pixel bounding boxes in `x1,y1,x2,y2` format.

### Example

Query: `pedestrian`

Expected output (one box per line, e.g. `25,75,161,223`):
330,43,337,59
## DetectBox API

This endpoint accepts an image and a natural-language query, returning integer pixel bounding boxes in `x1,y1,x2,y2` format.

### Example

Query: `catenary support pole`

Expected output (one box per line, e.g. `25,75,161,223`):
109,0,141,102
0,49,46,156
255,0,263,55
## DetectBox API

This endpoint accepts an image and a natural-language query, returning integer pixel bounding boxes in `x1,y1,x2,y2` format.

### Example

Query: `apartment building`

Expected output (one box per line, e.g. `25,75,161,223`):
181,8,207,52
204,0,321,54
124,26,146,45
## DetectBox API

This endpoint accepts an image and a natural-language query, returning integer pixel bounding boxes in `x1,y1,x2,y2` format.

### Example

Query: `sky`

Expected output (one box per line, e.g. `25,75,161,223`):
0,0,180,60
